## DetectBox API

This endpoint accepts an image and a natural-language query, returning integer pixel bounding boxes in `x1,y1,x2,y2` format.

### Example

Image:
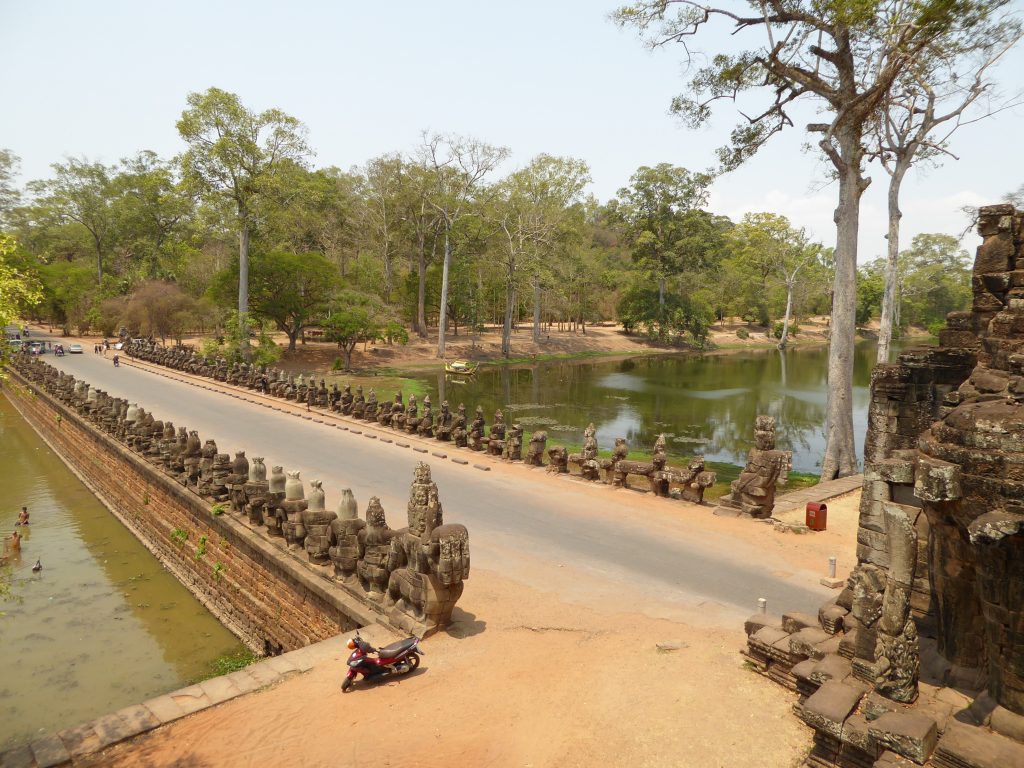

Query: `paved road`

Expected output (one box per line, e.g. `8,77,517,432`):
36,339,830,624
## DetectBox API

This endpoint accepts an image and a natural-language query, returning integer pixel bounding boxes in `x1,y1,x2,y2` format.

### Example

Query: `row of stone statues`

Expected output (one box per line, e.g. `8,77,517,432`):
12,356,470,637
120,339,719,502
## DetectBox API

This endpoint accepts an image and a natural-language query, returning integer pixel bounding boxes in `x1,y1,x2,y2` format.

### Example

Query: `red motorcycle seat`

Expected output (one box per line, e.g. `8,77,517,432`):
377,637,418,659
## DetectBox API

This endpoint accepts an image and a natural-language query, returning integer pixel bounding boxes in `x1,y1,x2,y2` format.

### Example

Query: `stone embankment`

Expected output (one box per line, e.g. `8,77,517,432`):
5,364,380,652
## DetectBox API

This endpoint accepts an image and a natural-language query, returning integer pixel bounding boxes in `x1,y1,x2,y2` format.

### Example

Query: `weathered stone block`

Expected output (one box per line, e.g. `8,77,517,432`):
867,711,938,765
782,611,820,634
798,680,866,738
28,734,71,768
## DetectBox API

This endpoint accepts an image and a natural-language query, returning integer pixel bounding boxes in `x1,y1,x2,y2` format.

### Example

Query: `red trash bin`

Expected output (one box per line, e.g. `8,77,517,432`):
806,502,828,531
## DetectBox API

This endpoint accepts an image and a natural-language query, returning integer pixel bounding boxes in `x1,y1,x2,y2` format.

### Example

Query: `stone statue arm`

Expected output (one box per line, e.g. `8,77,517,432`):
387,536,407,573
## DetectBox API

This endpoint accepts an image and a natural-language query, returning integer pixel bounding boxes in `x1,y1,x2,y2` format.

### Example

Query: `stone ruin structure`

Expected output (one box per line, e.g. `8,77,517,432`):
10,356,472,639
119,340,721,506
742,205,1024,766
714,415,792,518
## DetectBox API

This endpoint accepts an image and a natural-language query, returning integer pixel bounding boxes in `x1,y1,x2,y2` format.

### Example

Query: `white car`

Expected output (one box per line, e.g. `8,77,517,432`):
68,343,83,354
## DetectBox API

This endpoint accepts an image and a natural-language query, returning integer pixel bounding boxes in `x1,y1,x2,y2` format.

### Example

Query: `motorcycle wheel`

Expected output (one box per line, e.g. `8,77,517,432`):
341,677,354,692
404,652,421,673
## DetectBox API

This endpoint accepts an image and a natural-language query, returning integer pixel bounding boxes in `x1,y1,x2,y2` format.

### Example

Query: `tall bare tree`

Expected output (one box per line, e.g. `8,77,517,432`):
873,33,1022,363
616,0,1016,479
177,87,310,359
419,132,509,358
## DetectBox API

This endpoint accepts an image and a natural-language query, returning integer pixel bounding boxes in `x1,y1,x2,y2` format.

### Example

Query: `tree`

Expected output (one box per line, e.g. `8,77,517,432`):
0,149,22,228
898,233,972,329
615,0,1014,479
27,158,117,284
730,213,820,348
177,87,311,358
491,154,591,357
0,234,41,372
114,150,195,279
323,291,388,370
211,250,338,352
612,163,712,314
121,280,202,344
872,30,1022,363
36,260,95,335
419,132,509,358
363,154,405,304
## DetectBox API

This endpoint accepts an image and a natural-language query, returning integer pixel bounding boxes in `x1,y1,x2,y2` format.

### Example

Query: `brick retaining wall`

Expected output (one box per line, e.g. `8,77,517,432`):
3,371,380,654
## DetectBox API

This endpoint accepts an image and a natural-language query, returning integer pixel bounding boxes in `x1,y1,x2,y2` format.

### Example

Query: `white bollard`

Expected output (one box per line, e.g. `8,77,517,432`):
758,597,767,614
828,556,837,579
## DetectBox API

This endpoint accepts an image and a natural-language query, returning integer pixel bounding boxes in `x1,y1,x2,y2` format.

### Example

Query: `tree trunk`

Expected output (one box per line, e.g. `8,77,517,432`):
658,276,666,341
877,161,908,364
416,235,429,338
437,229,451,358
778,283,794,350
502,281,515,358
287,327,298,352
238,218,251,362
820,133,865,481
93,233,103,285
343,343,353,370
532,279,541,344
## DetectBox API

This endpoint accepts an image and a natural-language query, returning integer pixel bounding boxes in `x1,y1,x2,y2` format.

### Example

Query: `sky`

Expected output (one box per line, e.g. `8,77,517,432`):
2,0,1022,260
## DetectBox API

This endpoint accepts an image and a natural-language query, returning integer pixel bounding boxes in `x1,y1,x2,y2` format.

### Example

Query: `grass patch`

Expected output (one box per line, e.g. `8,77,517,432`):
199,648,259,681
323,371,430,400
782,471,820,493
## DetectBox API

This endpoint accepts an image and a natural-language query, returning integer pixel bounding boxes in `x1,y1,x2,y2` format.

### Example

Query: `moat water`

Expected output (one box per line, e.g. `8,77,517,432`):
0,393,243,749
417,340,911,482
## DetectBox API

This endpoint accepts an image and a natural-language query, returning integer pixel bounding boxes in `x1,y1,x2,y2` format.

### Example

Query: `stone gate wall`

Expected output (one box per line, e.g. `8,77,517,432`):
3,369,379,654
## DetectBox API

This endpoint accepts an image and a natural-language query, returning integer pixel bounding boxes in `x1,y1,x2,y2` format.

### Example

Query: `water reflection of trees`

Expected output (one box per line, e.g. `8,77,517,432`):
418,345,878,472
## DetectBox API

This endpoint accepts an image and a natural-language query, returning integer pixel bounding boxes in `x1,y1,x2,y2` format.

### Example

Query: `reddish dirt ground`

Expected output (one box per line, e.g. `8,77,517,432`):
82,493,864,768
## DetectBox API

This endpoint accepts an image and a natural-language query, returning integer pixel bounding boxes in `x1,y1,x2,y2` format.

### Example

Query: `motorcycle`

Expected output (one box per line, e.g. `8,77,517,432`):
341,632,423,692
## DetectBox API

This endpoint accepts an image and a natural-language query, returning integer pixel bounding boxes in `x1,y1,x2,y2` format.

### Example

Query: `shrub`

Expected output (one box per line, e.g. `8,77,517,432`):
926,320,945,337
736,328,749,340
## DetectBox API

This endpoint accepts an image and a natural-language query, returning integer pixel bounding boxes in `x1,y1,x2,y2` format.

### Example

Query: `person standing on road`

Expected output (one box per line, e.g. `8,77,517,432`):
113,354,120,367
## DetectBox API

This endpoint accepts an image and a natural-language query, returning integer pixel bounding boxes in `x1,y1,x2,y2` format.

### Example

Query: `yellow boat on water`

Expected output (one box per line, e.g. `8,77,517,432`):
445,360,479,376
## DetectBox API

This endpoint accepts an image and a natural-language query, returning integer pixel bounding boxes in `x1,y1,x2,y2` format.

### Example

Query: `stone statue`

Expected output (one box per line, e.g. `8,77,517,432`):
281,470,308,549
504,423,523,461
526,430,547,466
452,404,468,448
329,489,364,583
364,389,378,422
417,395,434,438
228,451,249,514
384,463,469,634
302,480,337,564
436,400,454,441
265,465,287,537
713,416,791,518
340,384,353,415
404,394,420,434
243,457,269,526
486,409,506,456
391,392,405,430
547,445,569,474
468,406,485,451
356,496,394,598
352,385,366,419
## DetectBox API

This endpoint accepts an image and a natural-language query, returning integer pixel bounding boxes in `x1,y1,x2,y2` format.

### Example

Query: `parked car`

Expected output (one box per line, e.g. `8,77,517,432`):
68,343,83,354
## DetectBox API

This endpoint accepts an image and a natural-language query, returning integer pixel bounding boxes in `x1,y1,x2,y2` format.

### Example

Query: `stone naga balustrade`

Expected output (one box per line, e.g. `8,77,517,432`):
119,339,719,504
10,355,470,638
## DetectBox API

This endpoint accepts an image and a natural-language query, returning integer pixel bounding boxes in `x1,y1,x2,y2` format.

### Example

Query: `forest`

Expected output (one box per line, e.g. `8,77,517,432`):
0,87,971,366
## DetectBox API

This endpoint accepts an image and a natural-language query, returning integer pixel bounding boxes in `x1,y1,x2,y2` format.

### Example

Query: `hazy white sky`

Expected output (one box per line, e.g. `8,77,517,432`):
2,0,1022,259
